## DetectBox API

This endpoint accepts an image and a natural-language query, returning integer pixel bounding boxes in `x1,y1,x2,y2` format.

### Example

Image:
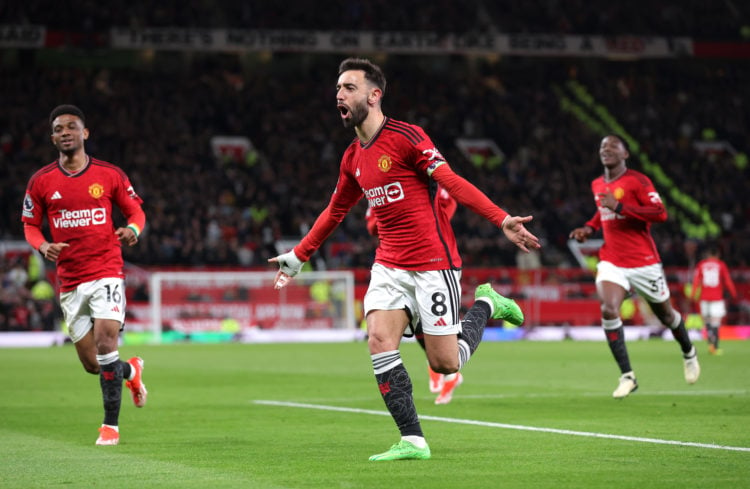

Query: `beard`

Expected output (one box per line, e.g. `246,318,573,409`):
341,101,369,129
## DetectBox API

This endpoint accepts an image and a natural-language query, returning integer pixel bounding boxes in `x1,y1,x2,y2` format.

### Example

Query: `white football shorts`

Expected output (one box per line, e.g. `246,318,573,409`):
700,300,727,320
596,260,671,303
364,263,462,336
59,278,127,343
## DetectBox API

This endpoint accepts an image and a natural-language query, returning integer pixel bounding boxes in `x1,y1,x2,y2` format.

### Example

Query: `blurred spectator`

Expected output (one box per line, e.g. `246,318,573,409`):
0,252,59,331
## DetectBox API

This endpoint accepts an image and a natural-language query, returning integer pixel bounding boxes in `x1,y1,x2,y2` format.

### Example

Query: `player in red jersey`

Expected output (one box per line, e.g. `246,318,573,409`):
21,105,148,446
270,58,539,461
570,134,699,399
691,244,737,354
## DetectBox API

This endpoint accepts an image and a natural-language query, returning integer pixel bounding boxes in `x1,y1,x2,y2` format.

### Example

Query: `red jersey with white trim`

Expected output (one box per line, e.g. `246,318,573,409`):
22,157,145,291
691,257,737,301
585,169,666,268
305,118,461,270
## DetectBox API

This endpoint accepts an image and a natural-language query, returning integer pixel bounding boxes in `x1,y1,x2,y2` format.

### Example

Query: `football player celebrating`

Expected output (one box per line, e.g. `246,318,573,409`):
270,58,538,461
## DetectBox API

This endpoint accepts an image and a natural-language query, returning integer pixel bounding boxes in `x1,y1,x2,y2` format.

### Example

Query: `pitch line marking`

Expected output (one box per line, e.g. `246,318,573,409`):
253,400,750,453
433,389,748,400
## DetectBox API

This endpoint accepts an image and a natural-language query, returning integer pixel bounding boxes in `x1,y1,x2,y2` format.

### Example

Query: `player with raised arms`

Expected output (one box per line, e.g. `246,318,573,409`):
270,58,539,461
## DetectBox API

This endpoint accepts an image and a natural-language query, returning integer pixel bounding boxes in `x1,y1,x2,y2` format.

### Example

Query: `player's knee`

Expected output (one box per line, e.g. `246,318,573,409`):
600,303,620,319
366,333,398,354
655,310,675,327
82,362,100,375
429,359,459,375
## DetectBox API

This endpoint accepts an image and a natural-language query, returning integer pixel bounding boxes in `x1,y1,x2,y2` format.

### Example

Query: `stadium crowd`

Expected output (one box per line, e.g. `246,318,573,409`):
0,251,57,331
2,55,747,271
2,1,749,39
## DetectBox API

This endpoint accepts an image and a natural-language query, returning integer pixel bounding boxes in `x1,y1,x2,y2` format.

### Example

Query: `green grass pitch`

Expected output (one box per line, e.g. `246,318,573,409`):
1,339,748,488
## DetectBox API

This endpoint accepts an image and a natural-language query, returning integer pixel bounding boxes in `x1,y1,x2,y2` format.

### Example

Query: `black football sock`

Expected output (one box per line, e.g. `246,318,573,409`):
121,360,133,381
97,352,124,426
372,351,422,437
706,325,719,348
668,313,693,355
603,319,632,374
458,301,491,356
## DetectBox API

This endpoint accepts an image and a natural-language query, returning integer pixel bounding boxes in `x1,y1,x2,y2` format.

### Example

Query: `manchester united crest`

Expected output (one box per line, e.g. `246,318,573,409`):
89,183,105,199
377,154,392,172
613,187,625,200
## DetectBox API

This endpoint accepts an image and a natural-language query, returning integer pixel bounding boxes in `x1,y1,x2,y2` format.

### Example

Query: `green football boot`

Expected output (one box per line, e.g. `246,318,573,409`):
368,440,431,461
474,283,524,326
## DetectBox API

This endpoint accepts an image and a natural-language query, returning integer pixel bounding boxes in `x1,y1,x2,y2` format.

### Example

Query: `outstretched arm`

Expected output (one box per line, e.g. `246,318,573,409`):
268,204,341,290
432,164,540,252
269,171,363,289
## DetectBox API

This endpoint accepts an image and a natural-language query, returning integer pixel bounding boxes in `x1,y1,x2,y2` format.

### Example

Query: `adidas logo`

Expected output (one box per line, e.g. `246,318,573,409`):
111,305,120,313
51,191,62,200
433,317,447,327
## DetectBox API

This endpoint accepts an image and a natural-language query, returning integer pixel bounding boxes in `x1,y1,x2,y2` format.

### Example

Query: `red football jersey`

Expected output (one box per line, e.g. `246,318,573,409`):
296,118,461,270
585,169,667,268
692,257,737,301
22,157,145,291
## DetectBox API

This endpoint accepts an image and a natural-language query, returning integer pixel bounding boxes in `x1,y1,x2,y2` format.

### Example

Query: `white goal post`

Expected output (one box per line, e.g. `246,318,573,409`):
146,270,359,343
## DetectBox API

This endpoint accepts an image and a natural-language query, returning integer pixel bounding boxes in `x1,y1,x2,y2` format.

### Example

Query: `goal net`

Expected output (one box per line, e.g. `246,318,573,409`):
138,270,359,344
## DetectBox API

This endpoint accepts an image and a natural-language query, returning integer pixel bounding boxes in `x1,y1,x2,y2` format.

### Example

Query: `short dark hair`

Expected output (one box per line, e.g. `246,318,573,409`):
704,241,720,257
49,104,85,127
605,133,631,154
338,57,386,94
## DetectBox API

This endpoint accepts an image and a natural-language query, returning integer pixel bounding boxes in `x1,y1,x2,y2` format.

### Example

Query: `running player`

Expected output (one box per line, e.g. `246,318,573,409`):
270,58,538,460
570,134,700,399
22,105,148,445
691,244,737,354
